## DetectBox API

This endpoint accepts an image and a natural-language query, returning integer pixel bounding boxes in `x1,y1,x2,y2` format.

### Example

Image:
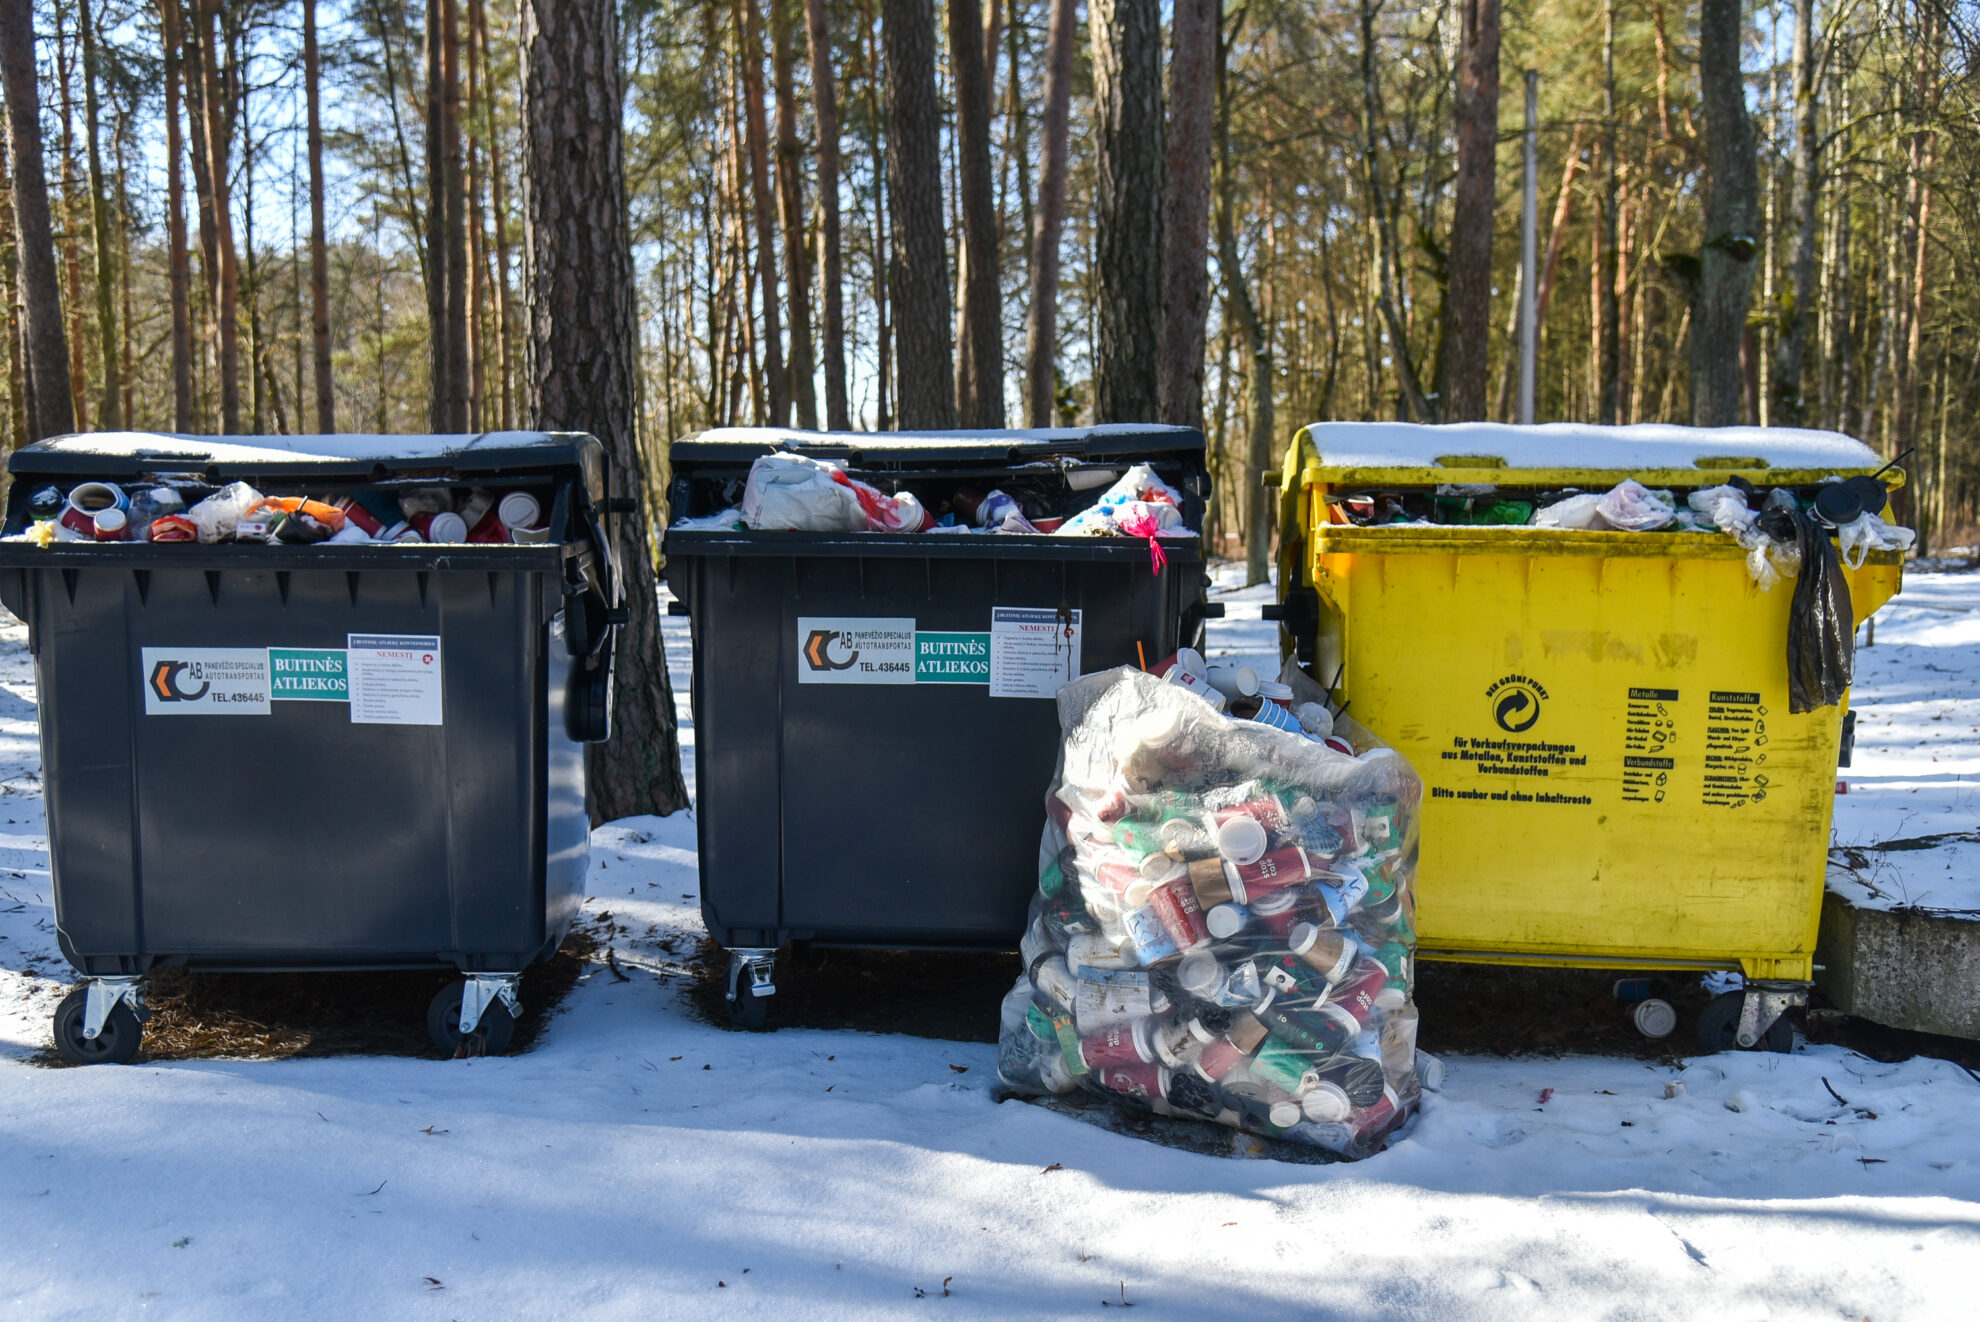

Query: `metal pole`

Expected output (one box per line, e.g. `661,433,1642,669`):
1518,70,1539,425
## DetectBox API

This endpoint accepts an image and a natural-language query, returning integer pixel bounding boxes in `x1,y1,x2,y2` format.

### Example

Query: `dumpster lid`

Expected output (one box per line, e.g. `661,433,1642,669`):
1298,422,1887,486
8,430,604,481
671,424,1203,466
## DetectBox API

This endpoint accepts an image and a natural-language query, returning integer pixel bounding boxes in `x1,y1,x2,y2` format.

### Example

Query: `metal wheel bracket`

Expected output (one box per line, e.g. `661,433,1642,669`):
82,977,144,1041
459,973,524,1035
727,948,777,1001
1735,982,1806,1049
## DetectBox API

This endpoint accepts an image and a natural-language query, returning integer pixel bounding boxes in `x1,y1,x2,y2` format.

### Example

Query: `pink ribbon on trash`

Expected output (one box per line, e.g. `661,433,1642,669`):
1116,504,1169,576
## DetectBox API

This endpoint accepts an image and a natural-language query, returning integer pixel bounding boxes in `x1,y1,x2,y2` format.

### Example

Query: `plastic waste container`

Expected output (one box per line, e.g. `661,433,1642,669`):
663,426,1215,1026
0,431,624,1063
1269,423,1905,1050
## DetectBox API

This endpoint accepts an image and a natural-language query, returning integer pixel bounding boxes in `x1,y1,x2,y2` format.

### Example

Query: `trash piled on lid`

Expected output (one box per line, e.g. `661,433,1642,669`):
996,659,1428,1160
10,478,552,547
1331,471,1915,583
680,450,1197,543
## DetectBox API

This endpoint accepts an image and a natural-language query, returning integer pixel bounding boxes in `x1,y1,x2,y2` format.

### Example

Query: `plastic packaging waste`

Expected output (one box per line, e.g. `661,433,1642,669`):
996,663,1423,1159
1057,464,1188,537
186,482,266,544
1754,504,1855,713
740,453,867,532
1594,480,1677,532
1836,512,1917,570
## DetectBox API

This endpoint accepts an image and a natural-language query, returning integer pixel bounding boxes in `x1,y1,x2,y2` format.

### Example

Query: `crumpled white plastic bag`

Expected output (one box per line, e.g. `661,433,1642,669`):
1532,492,1604,529
1595,479,1677,531
741,453,866,531
1837,512,1916,569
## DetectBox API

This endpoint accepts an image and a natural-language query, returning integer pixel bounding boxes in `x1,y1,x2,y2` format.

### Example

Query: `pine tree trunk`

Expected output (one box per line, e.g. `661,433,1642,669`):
477,0,514,430
1597,0,1620,423
56,12,87,431
424,0,449,430
0,0,76,439
1769,0,1819,426
442,0,470,431
1442,0,1497,421
866,0,890,428
520,0,689,822
304,0,334,430
803,0,849,429
0,120,22,447
737,0,786,424
77,0,120,428
1023,0,1075,427
771,0,816,427
1090,0,1163,422
949,0,1002,427
466,0,486,430
1691,0,1759,426
192,0,241,432
1157,0,1214,429
1216,17,1270,585
882,0,954,428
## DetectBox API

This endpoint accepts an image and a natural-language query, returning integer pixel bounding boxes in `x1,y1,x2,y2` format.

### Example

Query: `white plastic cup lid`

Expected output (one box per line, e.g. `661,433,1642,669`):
1633,998,1678,1039
1303,1082,1352,1122
1256,680,1294,701
1204,903,1246,939
1269,1100,1304,1129
93,508,128,532
428,511,469,543
1216,815,1268,864
1176,950,1224,997
1173,647,1207,677
498,491,542,530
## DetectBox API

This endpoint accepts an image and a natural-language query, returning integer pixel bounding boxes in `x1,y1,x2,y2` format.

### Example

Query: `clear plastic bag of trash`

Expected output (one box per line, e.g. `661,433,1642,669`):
1057,464,1189,537
1837,512,1916,569
996,665,1423,1159
1594,480,1676,531
186,481,266,544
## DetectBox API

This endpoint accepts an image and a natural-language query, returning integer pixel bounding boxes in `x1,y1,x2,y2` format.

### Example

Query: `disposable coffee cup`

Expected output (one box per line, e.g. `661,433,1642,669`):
1204,903,1248,939
1175,949,1225,999
498,490,543,532
509,524,553,544
1187,856,1236,907
1290,922,1355,984
1208,665,1259,700
1302,1081,1353,1123
1256,679,1295,709
427,511,469,543
91,508,129,541
1215,815,1268,865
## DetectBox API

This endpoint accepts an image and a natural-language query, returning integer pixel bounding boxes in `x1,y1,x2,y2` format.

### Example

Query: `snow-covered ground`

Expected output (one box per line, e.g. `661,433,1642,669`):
0,569,1976,1320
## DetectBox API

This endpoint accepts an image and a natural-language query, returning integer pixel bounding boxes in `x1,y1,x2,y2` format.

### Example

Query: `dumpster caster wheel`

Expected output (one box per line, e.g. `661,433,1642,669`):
1697,990,1793,1054
428,981,519,1057
726,949,776,1031
53,986,143,1066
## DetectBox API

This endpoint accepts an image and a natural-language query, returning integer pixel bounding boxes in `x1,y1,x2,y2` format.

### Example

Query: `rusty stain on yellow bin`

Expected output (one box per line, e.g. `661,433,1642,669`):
1274,425,1904,982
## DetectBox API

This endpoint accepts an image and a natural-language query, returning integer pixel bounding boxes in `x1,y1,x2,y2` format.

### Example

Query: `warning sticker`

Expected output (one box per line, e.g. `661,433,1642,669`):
989,607,1082,699
141,647,271,716
346,634,443,725
797,616,918,684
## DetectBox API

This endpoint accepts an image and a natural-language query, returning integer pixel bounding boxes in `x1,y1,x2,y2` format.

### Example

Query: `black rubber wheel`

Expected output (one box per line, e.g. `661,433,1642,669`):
427,982,519,1057
1696,990,1794,1054
53,986,142,1066
728,968,770,1031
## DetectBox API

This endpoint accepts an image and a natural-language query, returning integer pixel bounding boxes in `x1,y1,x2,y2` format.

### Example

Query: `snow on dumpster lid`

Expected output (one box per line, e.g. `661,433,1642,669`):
673,424,1203,464
16,430,578,464
1303,422,1882,474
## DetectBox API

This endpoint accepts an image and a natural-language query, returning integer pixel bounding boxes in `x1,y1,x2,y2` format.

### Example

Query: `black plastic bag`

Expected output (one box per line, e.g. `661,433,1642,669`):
1759,506,1854,713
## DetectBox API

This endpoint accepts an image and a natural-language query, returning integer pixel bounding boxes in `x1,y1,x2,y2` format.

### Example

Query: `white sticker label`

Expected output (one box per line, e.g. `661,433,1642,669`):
796,616,917,684
989,607,1082,699
141,647,272,715
346,633,444,725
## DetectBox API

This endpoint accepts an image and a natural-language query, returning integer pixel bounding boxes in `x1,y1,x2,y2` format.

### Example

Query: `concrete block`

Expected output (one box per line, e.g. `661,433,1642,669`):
1817,892,1980,1040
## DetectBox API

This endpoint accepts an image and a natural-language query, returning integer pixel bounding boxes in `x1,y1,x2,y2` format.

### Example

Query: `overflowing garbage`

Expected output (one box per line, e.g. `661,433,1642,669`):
12,477,552,547
1334,473,1915,581
678,451,1197,546
996,659,1426,1159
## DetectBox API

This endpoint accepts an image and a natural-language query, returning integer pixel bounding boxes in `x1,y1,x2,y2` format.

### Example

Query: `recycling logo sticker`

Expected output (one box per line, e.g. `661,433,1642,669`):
1486,674,1548,733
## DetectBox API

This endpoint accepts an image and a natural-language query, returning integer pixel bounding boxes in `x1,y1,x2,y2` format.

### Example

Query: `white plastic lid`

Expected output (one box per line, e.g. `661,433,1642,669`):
428,511,469,543
93,508,128,532
1633,998,1678,1039
1257,680,1294,701
1204,903,1246,939
498,490,542,529
1176,950,1224,997
1302,1082,1352,1122
1269,1100,1304,1129
1216,816,1268,864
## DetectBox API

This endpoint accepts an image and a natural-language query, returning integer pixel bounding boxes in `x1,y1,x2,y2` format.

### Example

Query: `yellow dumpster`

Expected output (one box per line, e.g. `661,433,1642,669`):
1272,423,1903,1042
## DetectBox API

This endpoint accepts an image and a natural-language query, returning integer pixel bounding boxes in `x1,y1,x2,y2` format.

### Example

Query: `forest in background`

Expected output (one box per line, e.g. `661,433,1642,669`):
3,0,1979,578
